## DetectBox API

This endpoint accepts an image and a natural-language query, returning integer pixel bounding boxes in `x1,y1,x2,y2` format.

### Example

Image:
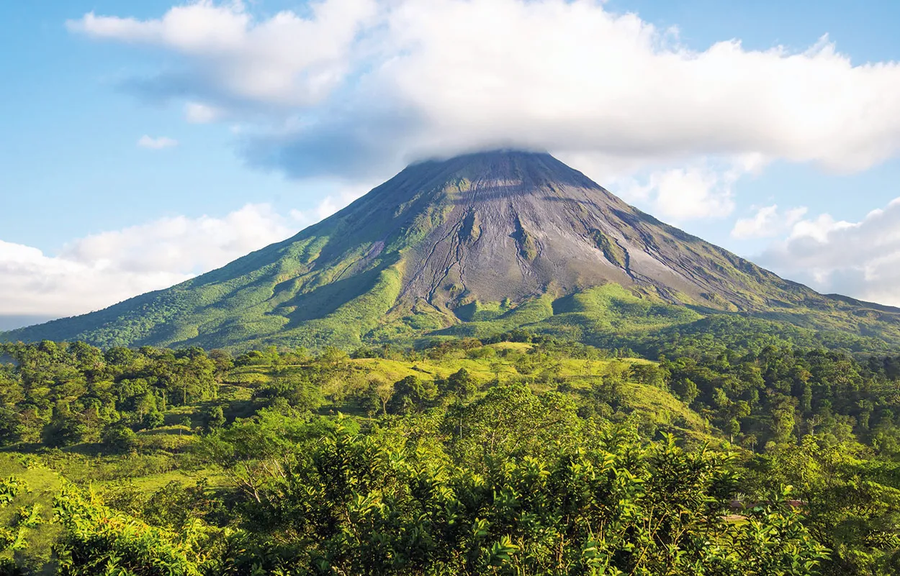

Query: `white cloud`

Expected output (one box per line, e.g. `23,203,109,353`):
184,101,223,123
315,186,368,219
69,0,379,107
0,204,296,318
758,199,900,306
137,135,178,149
611,155,766,221
731,204,808,239
69,0,900,185
787,213,855,243
287,185,368,224
0,239,191,318
620,165,735,221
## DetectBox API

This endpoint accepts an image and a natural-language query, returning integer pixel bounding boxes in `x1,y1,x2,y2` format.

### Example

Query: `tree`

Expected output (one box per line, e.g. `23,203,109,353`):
102,424,136,453
769,395,797,446
53,485,209,576
142,411,165,430
254,378,323,413
203,405,226,432
386,376,436,414
749,436,900,575
42,413,88,448
443,382,580,465
672,377,699,405
630,363,670,388
593,363,627,405
0,408,24,446
208,349,233,379
726,417,741,442
318,346,349,365
445,368,477,401
350,378,391,416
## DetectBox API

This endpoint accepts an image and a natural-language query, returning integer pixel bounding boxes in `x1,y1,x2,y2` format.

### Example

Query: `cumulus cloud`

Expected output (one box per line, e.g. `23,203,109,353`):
609,155,766,221
758,200,900,306
732,204,808,239
69,0,900,191
0,239,191,319
0,186,380,321
68,0,379,107
289,184,368,223
0,204,297,318
137,135,178,149
184,101,223,123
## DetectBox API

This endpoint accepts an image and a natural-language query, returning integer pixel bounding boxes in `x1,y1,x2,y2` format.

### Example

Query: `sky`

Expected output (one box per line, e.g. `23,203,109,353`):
2,0,900,330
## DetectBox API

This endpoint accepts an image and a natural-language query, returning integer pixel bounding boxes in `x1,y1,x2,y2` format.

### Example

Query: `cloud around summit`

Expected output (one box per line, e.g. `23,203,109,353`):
71,1,900,185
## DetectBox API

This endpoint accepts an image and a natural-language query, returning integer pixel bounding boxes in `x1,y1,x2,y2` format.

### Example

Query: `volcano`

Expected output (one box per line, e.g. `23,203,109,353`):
7,150,900,350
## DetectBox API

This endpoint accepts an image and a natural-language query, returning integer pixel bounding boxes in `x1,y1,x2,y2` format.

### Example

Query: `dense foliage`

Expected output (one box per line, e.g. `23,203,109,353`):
0,336,899,574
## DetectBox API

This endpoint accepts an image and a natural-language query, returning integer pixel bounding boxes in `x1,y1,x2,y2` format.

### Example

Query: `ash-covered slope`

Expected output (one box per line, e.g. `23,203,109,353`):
7,150,900,350
386,151,809,311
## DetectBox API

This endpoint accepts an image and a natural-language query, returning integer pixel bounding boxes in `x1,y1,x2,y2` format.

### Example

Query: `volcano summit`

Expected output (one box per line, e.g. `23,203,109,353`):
6,150,900,350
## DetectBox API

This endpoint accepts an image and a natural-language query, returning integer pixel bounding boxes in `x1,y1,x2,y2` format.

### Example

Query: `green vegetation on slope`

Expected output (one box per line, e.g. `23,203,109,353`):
6,150,900,354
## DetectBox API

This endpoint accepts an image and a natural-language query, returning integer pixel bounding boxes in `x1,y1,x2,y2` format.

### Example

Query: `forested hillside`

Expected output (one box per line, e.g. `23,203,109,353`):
0,334,899,574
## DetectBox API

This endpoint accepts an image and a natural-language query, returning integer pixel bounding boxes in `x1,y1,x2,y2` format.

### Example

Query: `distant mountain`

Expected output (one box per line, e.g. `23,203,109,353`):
0,315,56,332
6,150,900,351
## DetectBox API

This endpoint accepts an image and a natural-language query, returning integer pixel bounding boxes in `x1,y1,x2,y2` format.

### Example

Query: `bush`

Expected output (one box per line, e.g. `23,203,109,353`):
42,415,87,448
101,425,136,453
142,411,165,430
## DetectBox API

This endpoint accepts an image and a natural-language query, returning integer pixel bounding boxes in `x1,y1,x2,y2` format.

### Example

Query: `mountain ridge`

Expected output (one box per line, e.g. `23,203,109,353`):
6,149,900,351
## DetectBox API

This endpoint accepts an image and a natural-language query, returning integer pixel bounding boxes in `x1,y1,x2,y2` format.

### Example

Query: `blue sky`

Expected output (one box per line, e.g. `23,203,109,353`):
1,1,320,249
2,0,900,328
